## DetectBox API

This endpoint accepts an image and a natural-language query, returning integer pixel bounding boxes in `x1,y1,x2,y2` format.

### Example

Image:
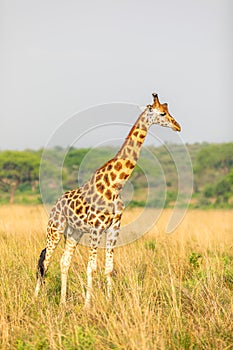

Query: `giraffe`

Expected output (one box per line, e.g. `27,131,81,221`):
34,93,181,307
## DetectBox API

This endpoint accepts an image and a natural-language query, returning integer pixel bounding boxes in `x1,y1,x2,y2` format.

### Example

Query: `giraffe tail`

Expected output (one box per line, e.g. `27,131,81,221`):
36,248,47,279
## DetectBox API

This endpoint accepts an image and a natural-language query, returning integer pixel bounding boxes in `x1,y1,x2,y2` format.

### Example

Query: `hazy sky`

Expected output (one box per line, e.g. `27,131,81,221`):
1,0,232,150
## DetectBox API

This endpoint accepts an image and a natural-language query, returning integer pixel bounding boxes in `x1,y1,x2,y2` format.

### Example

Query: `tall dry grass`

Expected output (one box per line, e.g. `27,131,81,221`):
0,205,232,349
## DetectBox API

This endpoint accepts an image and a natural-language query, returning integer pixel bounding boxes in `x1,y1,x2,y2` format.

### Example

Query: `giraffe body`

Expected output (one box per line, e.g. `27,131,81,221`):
35,93,181,306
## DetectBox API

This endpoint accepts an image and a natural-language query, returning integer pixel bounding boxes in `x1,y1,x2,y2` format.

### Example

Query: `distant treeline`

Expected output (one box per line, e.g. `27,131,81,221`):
0,143,232,208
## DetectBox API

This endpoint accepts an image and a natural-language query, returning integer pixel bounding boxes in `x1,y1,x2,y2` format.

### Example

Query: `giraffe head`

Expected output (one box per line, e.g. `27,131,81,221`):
143,93,181,132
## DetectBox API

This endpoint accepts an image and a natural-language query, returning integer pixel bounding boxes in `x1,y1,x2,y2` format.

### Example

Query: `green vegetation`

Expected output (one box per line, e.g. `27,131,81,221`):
0,142,233,208
0,151,41,204
193,143,233,208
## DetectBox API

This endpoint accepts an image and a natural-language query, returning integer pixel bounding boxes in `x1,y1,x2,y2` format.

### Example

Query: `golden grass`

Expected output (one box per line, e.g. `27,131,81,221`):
0,205,233,349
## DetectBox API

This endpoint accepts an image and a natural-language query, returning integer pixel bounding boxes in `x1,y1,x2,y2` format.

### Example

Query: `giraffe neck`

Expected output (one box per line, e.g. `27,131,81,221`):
116,114,148,163
91,113,149,198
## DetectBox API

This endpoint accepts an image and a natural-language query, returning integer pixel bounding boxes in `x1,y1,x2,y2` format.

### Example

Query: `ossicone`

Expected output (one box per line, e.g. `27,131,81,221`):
152,92,160,107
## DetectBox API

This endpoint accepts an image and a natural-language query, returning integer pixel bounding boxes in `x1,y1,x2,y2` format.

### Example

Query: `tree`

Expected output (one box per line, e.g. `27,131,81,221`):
195,143,233,174
215,169,233,205
0,151,40,204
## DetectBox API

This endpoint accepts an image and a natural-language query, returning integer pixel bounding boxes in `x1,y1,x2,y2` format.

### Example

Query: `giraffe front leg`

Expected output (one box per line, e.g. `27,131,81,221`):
84,228,103,309
60,239,77,305
105,248,114,300
105,219,121,301
84,247,97,309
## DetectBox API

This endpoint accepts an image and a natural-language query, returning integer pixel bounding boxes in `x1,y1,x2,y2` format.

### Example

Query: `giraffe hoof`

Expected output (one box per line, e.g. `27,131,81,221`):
59,298,67,307
83,300,92,311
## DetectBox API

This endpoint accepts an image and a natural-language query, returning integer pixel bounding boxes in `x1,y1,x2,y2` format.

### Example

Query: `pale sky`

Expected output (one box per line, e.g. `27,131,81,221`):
1,0,233,150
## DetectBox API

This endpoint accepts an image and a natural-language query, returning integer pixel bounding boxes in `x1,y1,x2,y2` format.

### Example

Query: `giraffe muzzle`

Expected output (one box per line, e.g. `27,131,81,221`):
172,120,181,132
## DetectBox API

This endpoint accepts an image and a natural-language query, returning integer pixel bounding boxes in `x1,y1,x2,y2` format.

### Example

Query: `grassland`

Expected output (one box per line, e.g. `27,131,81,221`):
0,205,232,349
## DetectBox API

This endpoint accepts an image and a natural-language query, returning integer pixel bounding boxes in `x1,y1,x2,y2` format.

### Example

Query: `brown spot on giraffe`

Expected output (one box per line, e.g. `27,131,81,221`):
69,201,75,210
103,173,110,186
94,219,101,228
105,216,112,225
92,193,98,202
119,172,129,180
117,201,124,211
75,206,82,215
97,197,105,206
96,182,105,193
125,160,134,169
110,172,117,181
83,183,89,191
139,133,146,139
135,139,143,147
68,209,73,216
89,213,96,221
95,173,102,182
107,163,113,171
114,213,122,221
132,150,138,161
61,199,67,205
128,138,134,147
112,183,123,191
114,162,122,171
99,214,106,222
121,149,128,159
105,189,112,200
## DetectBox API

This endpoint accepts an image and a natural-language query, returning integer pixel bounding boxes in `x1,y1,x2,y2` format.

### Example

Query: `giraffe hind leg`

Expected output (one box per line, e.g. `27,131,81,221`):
34,225,62,298
60,238,77,305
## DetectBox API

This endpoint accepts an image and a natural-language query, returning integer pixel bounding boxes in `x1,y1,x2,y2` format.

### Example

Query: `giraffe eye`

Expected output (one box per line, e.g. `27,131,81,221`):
160,112,166,116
